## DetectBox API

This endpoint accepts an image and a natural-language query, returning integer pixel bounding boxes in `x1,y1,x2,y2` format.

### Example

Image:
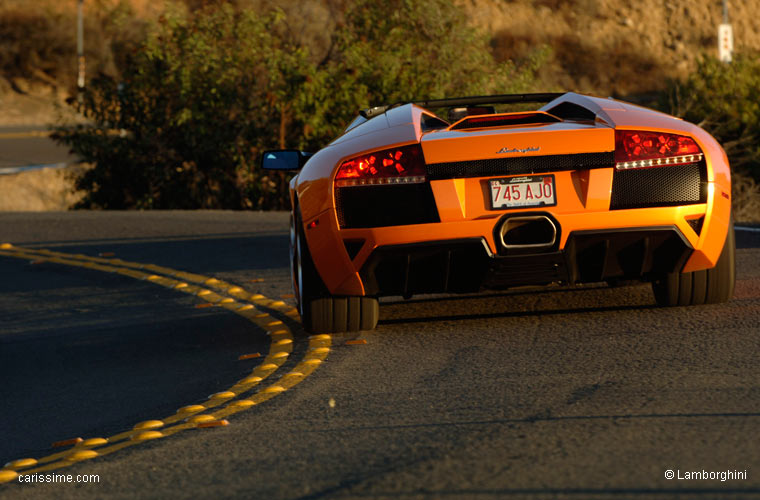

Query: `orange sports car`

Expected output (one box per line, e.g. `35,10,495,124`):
262,92,734,333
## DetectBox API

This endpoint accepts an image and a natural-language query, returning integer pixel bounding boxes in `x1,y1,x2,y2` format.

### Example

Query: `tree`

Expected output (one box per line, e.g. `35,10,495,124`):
296,0,547,149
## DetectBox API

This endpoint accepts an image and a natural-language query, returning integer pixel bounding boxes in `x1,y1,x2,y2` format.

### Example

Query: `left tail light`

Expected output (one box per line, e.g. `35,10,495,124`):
334,144,426,187
615,130,703,170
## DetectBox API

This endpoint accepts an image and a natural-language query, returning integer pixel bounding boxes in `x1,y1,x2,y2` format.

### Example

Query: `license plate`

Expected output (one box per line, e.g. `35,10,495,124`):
489,175,556,209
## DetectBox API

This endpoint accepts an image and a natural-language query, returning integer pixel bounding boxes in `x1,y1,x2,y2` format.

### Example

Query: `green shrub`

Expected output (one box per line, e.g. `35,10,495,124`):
55,4,309,209
663,53,760,177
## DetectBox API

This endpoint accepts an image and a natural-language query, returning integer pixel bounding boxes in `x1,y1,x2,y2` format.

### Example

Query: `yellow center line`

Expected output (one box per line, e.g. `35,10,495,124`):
0,244,330,483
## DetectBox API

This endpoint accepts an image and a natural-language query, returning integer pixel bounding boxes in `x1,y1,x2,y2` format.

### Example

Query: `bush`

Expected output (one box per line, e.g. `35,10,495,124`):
55,4,309,209
663,53,760,177
55,0,543,209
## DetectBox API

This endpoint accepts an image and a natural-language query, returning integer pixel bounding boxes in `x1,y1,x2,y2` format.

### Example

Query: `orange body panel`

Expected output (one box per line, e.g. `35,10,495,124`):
292,93,731,296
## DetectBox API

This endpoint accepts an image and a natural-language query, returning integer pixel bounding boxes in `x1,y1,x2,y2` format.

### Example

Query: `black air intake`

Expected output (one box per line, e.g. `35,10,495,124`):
610,162,706,210
335,183,440,229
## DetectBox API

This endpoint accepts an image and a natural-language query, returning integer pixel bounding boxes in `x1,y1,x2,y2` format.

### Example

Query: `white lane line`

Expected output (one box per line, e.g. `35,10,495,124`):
0,162,70,175
735,226,760,233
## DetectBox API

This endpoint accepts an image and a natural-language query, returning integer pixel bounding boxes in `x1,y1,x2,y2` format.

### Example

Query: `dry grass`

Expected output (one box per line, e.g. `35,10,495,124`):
0,167,82,211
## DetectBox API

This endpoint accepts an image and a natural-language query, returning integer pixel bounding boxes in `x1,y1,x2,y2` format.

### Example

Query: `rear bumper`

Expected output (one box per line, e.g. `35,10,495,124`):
302,162,730,296
358,227,693,297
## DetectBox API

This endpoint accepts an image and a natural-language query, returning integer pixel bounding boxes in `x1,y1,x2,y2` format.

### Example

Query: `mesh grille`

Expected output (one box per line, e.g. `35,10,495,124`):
426,152,613,180
335,183,440,229
610,162,705,210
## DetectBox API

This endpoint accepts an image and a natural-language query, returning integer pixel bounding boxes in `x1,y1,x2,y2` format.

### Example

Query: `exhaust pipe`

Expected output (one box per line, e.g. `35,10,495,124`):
499,215,557,250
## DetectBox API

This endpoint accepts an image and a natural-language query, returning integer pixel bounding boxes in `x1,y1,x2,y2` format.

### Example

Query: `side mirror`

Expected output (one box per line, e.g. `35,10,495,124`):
260,150,313,171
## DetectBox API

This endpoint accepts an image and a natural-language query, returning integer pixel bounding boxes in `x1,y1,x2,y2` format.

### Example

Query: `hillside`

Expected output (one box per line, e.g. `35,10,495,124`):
462,0,760,95
2,0,759,124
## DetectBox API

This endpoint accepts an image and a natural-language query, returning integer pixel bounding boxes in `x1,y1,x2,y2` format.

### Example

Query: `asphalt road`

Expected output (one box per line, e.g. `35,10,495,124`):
0,127,76,171
1,212,759,499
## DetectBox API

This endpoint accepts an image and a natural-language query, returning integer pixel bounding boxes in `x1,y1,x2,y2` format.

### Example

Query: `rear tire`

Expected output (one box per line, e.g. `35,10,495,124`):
291,207,379,333
652,221,735,306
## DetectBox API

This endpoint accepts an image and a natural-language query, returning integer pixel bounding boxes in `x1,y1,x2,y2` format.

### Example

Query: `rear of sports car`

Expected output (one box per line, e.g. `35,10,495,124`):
294,93,734,332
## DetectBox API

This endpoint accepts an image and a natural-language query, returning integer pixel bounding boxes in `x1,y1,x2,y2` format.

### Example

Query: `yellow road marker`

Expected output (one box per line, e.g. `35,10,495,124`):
80,438,108,448
187,414,216,424
238,352,262,360
3,458,37,470
0,470,19,484
208,391,236,400
52,437,83,448
345,339,368,345
133,420,164,431
196,419,229,429
177,405,205,414
227,400,255,409
131,431,163,441
65,450,98,462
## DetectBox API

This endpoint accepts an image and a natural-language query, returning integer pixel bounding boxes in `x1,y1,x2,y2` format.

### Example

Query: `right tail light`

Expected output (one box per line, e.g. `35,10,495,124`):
615,130,703,170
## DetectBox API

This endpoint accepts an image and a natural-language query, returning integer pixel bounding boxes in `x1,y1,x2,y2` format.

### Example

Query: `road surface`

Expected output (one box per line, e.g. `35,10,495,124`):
1,212,759,499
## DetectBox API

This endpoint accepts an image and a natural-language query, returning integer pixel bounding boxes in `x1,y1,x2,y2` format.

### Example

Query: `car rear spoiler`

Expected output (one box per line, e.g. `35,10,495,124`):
360,92,566,119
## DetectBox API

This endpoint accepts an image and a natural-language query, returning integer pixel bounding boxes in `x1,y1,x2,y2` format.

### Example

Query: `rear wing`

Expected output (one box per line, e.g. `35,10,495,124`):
360,93,566,119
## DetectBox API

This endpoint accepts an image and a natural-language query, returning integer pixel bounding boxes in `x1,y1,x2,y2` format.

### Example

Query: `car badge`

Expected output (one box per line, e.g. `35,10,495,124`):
496,146,540,154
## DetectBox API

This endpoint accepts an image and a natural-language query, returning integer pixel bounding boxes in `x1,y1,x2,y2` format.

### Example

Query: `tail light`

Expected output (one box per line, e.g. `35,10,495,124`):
334,144,426,187
615,130,703,170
